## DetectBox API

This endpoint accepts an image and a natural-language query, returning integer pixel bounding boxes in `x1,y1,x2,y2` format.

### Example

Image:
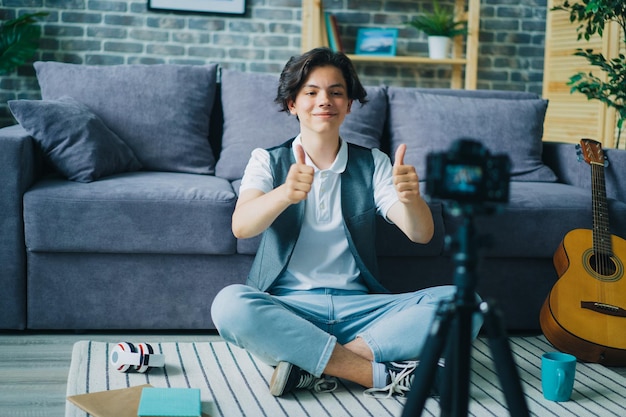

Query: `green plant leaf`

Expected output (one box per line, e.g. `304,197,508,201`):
552,0,626,147
0,12,48,76
407,0,467,37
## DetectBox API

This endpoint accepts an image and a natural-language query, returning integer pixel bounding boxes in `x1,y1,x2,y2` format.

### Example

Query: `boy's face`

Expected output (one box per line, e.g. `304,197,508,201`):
288,65,353,136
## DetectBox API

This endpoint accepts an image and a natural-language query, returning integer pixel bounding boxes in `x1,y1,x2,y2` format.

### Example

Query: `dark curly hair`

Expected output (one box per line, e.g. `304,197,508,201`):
275,47,368,112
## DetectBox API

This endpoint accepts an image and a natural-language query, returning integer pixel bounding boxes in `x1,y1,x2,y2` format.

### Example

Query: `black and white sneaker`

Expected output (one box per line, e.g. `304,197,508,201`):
364,359,445,399
364,360,418,398
270,361,338,397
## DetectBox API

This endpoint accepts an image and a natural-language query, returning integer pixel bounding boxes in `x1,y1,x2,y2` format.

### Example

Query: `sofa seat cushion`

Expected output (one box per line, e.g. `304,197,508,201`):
443,182,626,258
374,203,445,257
24,172,237,254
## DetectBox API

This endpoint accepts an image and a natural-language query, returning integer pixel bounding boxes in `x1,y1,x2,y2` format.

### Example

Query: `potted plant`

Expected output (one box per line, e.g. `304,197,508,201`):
552,0,625,148
408,0,467,59
0,12,48,76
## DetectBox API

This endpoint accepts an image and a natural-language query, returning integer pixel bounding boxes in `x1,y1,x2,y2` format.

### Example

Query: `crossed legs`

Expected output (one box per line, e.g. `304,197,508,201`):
210,284,471,391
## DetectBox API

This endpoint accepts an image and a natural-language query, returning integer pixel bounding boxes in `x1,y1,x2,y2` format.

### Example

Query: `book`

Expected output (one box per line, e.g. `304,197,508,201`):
137,387,202,417
67,384,151,417
325,12,344,52
67,385,211,417
330,14,344,52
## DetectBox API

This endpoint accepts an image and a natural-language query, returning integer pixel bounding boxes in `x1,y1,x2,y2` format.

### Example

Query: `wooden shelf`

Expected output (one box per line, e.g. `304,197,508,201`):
301,0,480,89
346,54,467,65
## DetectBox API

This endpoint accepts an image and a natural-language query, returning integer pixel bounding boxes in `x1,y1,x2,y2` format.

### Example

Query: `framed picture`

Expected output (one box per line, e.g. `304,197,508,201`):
355,28,398,56
148,0,246,15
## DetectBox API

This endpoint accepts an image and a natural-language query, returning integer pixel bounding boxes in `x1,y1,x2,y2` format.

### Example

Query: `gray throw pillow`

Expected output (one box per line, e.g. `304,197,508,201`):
216,70,388,181
34,62,218,174
9,96,142,183
387,89,558,182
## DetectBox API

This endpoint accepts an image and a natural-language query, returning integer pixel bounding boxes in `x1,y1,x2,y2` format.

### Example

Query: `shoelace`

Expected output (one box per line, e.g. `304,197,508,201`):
312,377,339,393
363,361,417,399
296,373,338,393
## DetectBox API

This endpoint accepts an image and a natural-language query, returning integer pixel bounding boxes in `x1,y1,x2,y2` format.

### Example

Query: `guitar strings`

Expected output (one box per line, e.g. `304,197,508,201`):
591,157,611,303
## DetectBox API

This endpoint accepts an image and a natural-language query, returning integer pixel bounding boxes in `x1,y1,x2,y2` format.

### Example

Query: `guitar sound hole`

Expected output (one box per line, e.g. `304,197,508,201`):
589,254,617,277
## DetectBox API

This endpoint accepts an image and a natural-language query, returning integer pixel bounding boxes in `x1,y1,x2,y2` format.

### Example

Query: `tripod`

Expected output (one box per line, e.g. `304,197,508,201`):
401,204,530,417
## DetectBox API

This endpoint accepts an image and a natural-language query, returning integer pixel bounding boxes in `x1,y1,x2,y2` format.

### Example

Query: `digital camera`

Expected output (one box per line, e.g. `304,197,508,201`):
426,139,510,206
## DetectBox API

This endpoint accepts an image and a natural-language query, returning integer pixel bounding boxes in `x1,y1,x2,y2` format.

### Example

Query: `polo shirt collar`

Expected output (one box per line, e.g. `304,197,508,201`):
293,134,347,174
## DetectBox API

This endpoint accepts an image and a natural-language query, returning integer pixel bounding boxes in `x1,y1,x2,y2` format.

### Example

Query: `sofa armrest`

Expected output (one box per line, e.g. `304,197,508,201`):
542,141,626,203
0,124,41,329
604,146,626,203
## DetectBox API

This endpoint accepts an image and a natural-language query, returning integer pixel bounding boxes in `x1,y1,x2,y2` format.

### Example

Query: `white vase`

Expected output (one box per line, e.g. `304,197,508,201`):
428,36,451,59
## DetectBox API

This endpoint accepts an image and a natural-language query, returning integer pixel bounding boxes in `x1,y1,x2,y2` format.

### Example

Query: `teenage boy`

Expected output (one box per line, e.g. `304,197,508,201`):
211,47,482,398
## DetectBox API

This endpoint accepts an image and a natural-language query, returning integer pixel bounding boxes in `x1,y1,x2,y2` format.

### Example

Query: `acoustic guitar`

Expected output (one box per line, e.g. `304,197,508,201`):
540,138,626,366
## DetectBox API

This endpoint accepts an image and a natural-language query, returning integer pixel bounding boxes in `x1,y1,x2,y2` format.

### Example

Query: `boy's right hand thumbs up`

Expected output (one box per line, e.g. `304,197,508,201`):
285,144,314,203
295,143,307,166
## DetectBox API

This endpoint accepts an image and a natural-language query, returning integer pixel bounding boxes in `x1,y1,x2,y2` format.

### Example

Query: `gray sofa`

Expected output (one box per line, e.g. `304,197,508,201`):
2,62,625,332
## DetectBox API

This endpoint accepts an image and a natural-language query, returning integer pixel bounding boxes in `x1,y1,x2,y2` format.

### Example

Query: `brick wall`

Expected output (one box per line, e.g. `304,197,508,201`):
0,0,547,128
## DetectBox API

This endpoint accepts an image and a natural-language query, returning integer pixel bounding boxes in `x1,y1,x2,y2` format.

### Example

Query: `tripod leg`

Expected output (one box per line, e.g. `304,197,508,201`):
447,301,475,417
401,300,455,417
480,301,530,417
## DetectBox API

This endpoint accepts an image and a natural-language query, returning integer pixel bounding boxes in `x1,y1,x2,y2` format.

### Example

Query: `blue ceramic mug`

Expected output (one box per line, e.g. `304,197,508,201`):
541,352,576,401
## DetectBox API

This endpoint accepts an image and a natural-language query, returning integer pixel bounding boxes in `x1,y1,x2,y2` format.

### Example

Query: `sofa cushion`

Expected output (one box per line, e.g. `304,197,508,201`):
341,85,388,149
413,88,542,100
23,172,237,254
375,202,445,257
387,88,558,182
444,182,626,258
215,70,300,181
34,62,218,174
8,96,141,183
216,70,388,180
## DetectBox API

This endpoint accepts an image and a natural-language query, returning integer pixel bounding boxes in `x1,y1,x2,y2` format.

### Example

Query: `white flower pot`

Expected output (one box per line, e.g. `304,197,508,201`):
428,36,451,59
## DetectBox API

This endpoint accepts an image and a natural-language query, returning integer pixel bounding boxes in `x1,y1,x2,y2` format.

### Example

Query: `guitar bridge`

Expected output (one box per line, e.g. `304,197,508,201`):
581,301,626,317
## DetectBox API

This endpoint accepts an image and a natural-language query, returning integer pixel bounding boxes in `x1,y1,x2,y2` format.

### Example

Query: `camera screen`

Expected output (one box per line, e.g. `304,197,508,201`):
444,164,483,195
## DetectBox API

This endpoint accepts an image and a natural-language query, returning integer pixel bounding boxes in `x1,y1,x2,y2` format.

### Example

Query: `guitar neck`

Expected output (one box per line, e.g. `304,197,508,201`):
591,161,613,257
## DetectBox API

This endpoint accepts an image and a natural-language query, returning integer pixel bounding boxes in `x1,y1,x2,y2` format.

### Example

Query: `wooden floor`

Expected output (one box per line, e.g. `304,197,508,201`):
0,332,223,417
1,332,625,417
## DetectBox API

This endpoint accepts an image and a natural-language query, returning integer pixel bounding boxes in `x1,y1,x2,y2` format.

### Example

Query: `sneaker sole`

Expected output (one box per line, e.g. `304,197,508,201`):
270,362,293,397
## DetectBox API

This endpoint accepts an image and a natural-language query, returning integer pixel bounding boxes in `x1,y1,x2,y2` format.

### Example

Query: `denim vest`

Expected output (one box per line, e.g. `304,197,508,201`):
245,138,389,294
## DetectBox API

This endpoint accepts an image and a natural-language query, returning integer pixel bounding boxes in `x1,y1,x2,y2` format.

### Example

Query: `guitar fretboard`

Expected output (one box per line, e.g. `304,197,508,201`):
590,160,613,259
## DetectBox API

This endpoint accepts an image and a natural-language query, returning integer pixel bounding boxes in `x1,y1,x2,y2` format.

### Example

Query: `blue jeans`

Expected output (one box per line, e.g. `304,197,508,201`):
211,284,482,377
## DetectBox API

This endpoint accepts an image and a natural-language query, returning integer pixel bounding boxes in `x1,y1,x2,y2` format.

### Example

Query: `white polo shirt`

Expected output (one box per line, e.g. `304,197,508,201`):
239,136,399,292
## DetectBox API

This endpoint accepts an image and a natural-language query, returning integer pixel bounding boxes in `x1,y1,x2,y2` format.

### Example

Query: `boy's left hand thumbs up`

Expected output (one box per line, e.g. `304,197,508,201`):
393,144,420,203
394,143,406,167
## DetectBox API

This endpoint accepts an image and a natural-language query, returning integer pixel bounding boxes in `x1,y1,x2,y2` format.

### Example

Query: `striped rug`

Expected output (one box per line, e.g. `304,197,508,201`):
66,335,626,417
